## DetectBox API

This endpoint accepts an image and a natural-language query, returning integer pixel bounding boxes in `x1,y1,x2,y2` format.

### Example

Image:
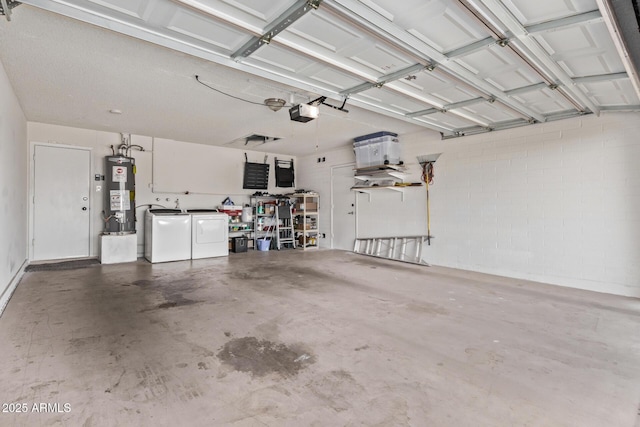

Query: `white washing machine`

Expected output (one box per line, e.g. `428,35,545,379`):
187,210,229,259
144,209,192,263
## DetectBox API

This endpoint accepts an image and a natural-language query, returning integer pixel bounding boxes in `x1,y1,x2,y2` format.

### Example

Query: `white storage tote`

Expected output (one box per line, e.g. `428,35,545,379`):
353,132,402,167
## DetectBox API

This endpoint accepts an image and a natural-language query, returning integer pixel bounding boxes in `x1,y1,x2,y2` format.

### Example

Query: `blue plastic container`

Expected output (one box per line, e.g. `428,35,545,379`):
257,239,270,251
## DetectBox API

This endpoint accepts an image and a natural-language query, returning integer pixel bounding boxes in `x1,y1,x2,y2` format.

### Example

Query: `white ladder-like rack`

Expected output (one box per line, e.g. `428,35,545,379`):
353,236,430,265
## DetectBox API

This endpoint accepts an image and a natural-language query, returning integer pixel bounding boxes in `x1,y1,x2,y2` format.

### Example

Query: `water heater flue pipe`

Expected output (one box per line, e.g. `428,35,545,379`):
118,133,145,156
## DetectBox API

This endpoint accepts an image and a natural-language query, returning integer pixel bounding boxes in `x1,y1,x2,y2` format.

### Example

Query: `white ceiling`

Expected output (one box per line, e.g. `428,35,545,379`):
1,0,639,156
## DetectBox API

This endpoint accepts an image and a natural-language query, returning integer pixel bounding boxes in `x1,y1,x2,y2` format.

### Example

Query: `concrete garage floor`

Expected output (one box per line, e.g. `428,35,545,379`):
1,250,639,426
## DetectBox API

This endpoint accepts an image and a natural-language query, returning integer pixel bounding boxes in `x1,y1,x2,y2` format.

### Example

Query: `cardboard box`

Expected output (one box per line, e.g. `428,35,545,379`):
306,202,318,211
219,205,243,215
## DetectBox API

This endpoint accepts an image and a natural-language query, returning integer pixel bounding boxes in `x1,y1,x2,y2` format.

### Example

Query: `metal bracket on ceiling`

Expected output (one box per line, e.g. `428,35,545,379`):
231,0,323,60
339,63,427,98
548,83,559,90
260,34,272,45
308,95,349,112
0,0,20,21
496,38,509,47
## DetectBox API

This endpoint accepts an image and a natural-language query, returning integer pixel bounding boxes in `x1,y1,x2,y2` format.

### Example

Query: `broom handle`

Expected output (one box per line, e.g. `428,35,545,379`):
426,181,431,245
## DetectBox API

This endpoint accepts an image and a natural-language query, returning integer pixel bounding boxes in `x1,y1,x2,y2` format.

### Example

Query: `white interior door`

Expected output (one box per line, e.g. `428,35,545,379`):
331,164,356,250
33,144,91,261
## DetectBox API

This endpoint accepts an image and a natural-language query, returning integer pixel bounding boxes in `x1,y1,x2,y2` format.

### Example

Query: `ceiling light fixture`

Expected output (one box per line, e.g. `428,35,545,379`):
264,98,286,112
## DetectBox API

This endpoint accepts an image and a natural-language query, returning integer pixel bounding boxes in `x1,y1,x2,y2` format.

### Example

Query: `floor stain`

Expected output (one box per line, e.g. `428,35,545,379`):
306,370,362,412
228,265,345,290
407,302,449,316
158,302,178,309
105,369,126,393
30,380,64,392
354,345,369,351
217,336,314,378
133,279,202,311
465,347,504,366
140,296,201,312
69,336,101,348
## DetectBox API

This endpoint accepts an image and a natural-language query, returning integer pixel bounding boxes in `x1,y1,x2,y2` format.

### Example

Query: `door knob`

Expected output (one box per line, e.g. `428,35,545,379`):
82,207,87,211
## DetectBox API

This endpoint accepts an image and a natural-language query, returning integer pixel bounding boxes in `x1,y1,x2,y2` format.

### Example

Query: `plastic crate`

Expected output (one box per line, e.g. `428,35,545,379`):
353,134,402,167
353,131,398,143
232,237,248,253
354,140,371,168
380,137,401,165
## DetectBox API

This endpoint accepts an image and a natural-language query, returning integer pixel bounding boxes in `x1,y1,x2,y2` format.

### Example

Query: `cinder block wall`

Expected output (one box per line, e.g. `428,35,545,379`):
299,112,640,297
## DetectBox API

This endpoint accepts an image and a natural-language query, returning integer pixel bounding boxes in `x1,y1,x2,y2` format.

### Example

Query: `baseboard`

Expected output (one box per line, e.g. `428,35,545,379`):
0,259,28,318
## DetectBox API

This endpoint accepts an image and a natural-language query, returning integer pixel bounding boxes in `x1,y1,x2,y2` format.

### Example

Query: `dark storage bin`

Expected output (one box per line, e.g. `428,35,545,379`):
353,131,398,142
232,237,248,253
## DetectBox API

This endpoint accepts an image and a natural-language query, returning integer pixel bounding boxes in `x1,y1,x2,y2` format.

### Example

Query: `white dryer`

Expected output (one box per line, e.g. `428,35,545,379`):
187,210,229,259
144,209,192,263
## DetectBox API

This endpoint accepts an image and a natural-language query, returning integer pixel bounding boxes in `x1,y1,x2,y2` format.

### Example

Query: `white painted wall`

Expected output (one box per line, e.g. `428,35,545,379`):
27,123,295,257
296,147,354,249
298,113,640,297
0,59,28,314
